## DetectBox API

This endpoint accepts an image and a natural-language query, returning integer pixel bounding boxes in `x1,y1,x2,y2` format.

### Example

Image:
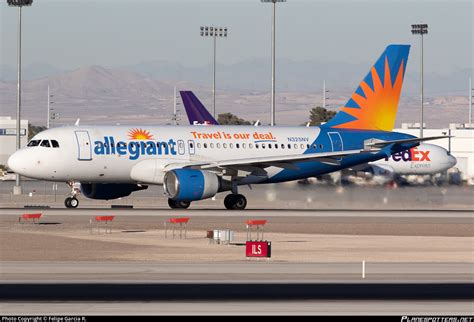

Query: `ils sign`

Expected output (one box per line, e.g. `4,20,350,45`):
246,241,271,258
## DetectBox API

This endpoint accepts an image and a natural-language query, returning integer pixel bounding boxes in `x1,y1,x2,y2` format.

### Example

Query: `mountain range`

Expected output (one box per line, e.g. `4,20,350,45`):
0,62,471,128
2,59,472,95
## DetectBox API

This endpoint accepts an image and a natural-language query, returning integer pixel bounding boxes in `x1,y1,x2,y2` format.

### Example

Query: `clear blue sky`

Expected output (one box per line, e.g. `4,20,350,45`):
1,0,472,74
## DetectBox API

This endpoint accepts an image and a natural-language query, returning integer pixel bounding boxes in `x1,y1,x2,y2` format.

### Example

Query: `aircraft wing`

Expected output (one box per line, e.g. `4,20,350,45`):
364,135,450,151
171,149,364,172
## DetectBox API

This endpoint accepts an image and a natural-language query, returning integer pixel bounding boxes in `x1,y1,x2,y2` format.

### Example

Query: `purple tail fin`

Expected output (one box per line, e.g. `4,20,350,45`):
180,91,219,125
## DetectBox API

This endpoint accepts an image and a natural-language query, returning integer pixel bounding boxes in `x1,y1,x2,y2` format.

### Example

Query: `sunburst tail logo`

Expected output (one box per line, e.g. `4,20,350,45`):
324,45,410,132
128,128,154,140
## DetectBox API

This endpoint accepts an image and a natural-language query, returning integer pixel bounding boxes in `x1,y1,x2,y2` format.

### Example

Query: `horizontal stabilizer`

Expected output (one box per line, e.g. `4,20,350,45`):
363,135,451,151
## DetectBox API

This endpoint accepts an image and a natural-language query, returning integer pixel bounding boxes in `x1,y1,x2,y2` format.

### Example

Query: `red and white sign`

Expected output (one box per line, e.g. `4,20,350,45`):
246,241,271,258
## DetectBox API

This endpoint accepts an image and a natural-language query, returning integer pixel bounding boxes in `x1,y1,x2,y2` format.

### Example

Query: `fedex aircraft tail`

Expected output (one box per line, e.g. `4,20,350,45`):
324,44,410,132
180,91,219,125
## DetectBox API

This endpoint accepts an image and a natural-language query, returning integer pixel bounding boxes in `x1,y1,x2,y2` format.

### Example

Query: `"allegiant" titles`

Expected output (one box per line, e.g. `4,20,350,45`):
94,136,177,160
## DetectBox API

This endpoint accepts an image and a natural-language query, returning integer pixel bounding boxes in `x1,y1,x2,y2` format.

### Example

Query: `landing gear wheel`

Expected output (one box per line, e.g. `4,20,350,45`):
224,194,236,210
168,198,191,209
65,197,79,208
232,194,247,210
69,197,79,208
224,194,247,210
64,197,72,208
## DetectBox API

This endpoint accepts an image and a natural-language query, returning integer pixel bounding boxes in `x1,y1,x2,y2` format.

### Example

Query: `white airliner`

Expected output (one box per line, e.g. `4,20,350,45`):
7,45,449,209
344,143,457,181
368,143,456,176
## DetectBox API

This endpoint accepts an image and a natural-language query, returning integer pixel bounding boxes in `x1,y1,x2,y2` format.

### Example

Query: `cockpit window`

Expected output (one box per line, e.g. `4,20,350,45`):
27,140,41,147
40,140,51,147
51,140,60,148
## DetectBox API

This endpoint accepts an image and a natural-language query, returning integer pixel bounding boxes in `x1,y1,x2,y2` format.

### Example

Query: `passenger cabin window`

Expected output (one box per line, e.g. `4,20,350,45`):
27,140,40,147
51,140,60,148
40,140,51,147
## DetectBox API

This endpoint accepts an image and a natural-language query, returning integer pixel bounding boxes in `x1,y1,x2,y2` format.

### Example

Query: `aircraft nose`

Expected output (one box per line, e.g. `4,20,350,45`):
7,150,27,175
448,155,457,167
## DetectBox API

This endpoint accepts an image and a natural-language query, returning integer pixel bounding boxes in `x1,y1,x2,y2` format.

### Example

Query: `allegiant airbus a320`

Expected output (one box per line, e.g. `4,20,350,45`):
8,44,447,209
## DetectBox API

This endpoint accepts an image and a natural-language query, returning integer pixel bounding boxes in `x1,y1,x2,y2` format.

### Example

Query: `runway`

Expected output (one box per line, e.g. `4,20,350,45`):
2,262,473,283
2,181,473,211
1,207,473,218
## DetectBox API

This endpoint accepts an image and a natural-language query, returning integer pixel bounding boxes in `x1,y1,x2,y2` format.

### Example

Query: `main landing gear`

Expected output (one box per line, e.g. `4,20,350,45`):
224,194,247,210
65,181,79,208
168,198,191,209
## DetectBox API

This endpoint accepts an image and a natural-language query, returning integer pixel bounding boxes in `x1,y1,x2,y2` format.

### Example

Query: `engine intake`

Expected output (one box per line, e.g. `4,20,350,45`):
164,169,219,201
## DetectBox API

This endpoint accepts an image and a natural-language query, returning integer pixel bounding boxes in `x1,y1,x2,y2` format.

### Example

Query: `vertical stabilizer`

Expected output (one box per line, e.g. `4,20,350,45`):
324,44,410,131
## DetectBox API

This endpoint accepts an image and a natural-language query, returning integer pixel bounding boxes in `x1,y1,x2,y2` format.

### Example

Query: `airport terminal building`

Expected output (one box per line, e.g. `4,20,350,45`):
0,116,28,167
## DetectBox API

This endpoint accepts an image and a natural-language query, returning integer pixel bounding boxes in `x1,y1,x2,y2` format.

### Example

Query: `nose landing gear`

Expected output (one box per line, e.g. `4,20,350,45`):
65,196,79,208
64,181,79,208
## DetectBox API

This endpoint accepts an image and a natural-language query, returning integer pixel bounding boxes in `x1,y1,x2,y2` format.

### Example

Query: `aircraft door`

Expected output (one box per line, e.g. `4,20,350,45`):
74,130,92,161
188,140,195,155
177,140,185,155
328,132,343,152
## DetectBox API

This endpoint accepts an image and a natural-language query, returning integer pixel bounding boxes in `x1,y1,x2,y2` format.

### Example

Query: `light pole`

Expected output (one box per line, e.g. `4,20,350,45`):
322,80,330,108
47,85,54,128
7,0,33,195
200,26,227,119
172,86,180,125
411,23,428,138
261,0,286,126
469,77,472,128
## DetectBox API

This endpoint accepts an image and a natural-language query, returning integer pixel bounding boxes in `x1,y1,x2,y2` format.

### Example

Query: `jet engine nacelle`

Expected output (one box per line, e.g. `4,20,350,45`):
81,183,148,200
366,164,395,178
164,169,219,201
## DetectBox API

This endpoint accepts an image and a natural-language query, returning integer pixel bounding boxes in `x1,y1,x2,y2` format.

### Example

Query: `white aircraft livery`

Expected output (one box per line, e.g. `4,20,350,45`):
7,44,449,209
370,143,456,176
